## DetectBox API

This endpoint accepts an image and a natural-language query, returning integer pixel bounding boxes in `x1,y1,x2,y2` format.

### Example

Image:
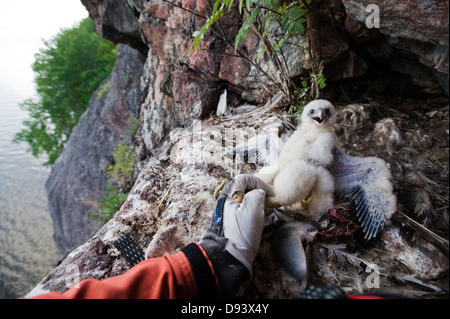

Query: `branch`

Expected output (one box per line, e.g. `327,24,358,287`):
304,2,324,99
251,10,294,102
212,9,282,91
160,0,207,20
392,211,449,257
300,0,311,11
200,0,287,97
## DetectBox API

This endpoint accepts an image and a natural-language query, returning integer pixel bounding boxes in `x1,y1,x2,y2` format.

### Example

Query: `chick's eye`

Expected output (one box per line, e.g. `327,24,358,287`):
309,109,315,115
325,109,331,116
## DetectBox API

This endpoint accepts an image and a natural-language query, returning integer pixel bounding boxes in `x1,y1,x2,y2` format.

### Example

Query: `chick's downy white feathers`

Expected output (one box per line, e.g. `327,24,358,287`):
277,100,338,170
256,100,339,220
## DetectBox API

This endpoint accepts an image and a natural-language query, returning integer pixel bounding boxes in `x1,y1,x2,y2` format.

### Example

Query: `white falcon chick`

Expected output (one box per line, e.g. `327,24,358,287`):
256,99,338,220
253,99,396,240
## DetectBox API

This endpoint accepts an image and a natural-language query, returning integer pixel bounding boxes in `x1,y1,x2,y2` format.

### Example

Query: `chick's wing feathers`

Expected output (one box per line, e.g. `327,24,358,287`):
332,148,396,239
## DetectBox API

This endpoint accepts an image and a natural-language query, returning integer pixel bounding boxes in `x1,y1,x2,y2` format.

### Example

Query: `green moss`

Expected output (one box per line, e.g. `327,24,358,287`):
107,144,134,187
90,183,127,222
96,82,112,100
123,74,130,85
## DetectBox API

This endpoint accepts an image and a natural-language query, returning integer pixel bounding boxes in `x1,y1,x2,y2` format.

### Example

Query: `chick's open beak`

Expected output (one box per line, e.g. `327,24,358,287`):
312,109,328,125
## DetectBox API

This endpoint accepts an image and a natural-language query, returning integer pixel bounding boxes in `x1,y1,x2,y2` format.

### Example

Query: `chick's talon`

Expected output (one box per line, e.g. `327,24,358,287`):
213,179,228,199
233,189,244,203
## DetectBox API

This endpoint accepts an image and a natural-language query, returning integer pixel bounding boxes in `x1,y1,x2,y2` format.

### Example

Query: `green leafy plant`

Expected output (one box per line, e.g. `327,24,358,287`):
123,74,131,85
192,0,308,52
90,183,127,222
106,144,135,189
190,0,325,114
92,144,135,223
289,71,326,119
192,1,308,100
14,18,118,166
96,82,112,100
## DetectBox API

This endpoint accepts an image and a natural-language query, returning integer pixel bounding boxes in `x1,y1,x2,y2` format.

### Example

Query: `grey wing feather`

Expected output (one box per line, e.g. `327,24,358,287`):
332,148,397,240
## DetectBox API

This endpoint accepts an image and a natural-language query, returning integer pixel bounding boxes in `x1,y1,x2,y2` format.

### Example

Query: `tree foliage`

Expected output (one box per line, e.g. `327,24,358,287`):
14,18,118,166
192,0,308,53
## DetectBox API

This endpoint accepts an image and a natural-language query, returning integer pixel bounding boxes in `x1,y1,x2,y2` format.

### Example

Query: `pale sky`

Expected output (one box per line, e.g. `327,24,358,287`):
0,0,89,94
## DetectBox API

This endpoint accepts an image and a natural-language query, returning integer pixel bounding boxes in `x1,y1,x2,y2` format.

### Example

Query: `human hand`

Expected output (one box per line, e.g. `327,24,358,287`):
215,174,273,272
200,174,272,297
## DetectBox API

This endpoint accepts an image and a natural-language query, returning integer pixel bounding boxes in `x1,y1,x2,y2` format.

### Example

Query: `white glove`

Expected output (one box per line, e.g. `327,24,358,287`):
222,174,273,272
200,174,272,297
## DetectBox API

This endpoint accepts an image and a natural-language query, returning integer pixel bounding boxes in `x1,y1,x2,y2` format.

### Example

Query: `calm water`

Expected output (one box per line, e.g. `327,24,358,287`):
0,0,90,299
0,78,61,298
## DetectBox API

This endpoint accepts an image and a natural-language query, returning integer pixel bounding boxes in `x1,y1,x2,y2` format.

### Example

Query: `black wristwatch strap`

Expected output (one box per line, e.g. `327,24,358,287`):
113,234,145,267
181,243,220,299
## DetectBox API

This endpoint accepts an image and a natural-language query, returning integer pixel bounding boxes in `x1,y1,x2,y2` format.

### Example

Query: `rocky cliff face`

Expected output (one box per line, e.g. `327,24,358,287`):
342,0,449,94
32,0,448,297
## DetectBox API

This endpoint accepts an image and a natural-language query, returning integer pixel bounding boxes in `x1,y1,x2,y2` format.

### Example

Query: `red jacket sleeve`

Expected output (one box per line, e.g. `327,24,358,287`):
33,243,220,299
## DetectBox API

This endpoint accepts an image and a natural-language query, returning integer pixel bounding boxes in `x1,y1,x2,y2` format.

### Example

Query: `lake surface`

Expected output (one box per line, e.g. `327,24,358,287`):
0,78,61,298
0,0,92,299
